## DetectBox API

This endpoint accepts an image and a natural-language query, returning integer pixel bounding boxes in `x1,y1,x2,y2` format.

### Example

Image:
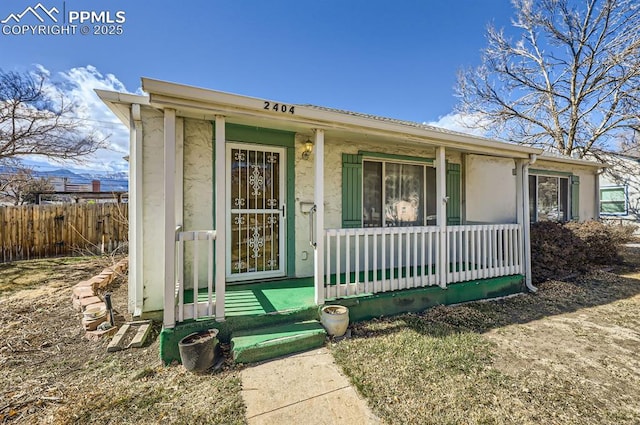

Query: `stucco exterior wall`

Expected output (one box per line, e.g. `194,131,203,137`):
140,108,165,313
293,134,315,277
182,119,214,288
465,155,517,224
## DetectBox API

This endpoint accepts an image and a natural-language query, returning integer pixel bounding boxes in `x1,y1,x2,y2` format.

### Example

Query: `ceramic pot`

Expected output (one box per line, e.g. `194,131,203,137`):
320,305,349,337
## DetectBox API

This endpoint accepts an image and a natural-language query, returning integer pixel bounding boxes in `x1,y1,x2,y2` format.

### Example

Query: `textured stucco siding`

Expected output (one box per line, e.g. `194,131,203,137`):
182,119,214,288
465,155,517,224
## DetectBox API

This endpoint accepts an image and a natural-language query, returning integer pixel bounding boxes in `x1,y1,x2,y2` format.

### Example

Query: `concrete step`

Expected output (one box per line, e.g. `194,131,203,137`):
231,320,326,364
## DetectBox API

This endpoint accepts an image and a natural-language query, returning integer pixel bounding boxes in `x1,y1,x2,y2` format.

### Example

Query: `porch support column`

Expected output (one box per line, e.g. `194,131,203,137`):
521,155,537,292
163,108,177,329
436,146,447,289
175,118,184,228
515,159,525,275
130,104,143,317
314,129,325,305
214,115,226,321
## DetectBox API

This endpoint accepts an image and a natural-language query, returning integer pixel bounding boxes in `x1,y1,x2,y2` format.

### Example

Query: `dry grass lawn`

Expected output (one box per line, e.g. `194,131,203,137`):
332,247,640,424
0,256,245,425
2,248,640,424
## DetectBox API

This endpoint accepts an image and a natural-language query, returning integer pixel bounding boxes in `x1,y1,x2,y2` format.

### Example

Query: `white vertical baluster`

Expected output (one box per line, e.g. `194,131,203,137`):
470,226,476,280
355,231,360,294
413,229,424,288
464,227,470,281
336,233,341,297
390,231,395,291
364,232,369,294
381,230,387,292
345,232,351,295
373,231,378,293
208,233,214,317
177,232,184,323
193,232,199,320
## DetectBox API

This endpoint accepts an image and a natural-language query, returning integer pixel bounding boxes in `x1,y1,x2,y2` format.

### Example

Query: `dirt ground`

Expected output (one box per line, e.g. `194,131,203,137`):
0,256,244,425
332,247,640,424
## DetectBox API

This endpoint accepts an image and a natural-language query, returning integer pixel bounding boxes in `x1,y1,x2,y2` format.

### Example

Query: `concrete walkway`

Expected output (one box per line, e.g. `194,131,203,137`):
240,347,381,425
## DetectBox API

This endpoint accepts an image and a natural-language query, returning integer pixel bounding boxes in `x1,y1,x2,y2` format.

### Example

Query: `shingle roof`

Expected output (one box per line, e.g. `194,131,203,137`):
302,104,492,140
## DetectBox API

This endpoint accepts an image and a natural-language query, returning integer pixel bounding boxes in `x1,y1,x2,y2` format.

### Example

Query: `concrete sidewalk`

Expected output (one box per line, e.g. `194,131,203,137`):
240,347,381,425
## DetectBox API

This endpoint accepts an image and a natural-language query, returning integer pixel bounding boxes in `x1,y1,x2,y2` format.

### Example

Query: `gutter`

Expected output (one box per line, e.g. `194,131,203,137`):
522,154,538,292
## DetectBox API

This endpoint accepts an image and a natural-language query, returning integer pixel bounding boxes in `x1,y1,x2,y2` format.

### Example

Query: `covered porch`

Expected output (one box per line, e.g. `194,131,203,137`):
158,109,535,330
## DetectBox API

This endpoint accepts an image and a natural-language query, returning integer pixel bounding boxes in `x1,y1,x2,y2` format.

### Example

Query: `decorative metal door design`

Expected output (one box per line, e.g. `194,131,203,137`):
226,144,286,281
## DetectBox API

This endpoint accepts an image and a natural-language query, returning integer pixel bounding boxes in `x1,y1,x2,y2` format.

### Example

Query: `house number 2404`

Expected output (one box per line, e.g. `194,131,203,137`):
264,101,295,114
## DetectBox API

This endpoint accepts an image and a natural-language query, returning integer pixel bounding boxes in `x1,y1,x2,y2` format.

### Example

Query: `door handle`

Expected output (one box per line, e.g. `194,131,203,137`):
280,204,286,219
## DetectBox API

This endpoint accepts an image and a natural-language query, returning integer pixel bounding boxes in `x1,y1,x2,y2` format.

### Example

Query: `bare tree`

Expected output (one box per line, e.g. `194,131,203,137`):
0,69,105,162
0,161,53,205
456,0,640,158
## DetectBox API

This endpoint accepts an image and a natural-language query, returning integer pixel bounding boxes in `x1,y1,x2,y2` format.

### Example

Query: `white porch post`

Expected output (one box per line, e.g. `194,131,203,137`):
521,157,537,291
175,118,184,228
515,159,525,275
129,104,143,317
436,146,447,289
163,109,177,329
214,115,226,321
314,129,325,305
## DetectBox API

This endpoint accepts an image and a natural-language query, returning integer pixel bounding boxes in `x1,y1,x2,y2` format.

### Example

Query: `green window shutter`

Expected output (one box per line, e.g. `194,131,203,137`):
342,154,363,228
446,162,461,225
571,175,580,220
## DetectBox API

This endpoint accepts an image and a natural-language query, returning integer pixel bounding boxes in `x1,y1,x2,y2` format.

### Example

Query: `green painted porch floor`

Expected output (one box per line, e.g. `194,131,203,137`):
183,277,315,317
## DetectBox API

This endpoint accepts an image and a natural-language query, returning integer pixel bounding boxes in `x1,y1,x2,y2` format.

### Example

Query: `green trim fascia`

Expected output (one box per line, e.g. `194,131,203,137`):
226,123,295,148
530,168,572,177
210,122,296,277
330,274,524,322
359,150,434,165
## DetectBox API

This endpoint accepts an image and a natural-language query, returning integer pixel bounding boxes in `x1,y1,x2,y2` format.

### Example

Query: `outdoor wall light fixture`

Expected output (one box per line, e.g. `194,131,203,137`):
302,138,313,159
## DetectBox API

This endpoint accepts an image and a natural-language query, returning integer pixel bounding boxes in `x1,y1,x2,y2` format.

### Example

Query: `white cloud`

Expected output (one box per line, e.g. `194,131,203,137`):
426,112,489,137
32,64,135,174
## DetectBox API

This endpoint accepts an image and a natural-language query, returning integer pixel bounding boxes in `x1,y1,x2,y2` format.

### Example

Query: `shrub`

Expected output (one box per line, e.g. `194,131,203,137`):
531,220,632,284
565,220,621,265
530,221,587,284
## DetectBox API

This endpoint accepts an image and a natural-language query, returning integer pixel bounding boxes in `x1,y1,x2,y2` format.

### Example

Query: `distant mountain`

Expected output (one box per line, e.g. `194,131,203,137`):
0,166,128,192
80,171,129,180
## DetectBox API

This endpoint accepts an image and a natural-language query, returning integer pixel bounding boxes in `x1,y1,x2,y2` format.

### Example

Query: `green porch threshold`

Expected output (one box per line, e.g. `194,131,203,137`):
231,320,326,364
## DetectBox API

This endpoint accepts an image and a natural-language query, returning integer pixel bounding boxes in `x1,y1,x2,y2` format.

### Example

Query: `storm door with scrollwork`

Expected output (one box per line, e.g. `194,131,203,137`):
226,144,286,281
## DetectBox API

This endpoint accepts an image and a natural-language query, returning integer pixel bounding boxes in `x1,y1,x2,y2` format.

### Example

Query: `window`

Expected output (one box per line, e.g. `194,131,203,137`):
362,160,436,227
600,186,627,215
529,174,570,222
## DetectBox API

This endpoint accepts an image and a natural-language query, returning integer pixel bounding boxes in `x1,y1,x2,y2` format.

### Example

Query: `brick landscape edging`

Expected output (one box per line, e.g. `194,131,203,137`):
71,257,129,340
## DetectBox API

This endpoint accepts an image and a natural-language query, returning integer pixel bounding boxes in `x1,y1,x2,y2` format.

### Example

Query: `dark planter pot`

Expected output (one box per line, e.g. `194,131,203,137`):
178,329,219,372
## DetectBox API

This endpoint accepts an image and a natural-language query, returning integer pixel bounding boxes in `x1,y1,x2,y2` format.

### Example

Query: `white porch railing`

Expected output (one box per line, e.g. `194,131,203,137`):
324,224,523,299
174,230,216,322
445,224,523,283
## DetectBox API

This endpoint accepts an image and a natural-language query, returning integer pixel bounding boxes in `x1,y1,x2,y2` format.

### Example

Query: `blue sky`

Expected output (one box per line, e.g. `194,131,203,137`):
0,0,517,173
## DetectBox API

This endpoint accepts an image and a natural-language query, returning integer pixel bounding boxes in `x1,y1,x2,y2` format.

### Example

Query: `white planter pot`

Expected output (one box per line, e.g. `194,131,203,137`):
320,305,349,337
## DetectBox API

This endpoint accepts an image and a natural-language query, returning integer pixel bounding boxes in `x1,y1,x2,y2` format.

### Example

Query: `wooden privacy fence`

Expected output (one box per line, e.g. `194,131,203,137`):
0,203,128,262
